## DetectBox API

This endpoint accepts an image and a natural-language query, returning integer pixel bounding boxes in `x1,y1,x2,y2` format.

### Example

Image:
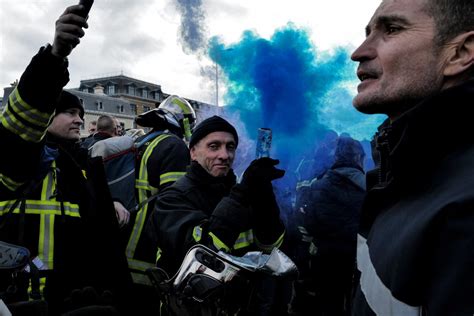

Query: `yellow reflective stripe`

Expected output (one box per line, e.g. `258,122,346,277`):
159,172,185,186
0,173,25,191
1,92,48,143
0,200,80,217
192,226,202,242
135,179,149,191
10,88,51,127
233,229,254,250
39,214,54,269
172,98,192,114
128,258,155,272
127,134,170,262
131,271,152,286
136,134,170,190
41,163,56,200
156,247,162,263
27,277,47,301
255,230,285,253
126,186,149,260
208,232,231,252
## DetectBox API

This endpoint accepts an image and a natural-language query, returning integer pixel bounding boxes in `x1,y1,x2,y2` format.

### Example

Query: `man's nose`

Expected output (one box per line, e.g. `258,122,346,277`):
217,148,230,160
351,37,376,62
74,115,84,125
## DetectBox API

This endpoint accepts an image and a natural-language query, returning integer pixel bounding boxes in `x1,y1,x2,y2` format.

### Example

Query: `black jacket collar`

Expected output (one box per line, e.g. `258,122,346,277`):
187,161,236,189
373,80,474,188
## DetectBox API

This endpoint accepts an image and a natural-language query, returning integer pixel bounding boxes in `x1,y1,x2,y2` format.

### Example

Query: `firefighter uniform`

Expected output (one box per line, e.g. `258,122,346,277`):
0,45,131,314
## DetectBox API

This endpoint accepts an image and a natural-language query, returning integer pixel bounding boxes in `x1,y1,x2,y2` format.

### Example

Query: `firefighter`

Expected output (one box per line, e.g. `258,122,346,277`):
124,95,196,315
0,4,131,315
147,115,286,315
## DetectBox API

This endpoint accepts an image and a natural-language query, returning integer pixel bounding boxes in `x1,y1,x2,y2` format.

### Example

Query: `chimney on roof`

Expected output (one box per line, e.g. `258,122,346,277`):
93,84,105,95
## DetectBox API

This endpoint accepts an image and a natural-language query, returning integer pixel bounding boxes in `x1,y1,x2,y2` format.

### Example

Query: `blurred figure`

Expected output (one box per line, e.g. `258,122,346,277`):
81,114,118,149
88,120,97,135
291,136,366,316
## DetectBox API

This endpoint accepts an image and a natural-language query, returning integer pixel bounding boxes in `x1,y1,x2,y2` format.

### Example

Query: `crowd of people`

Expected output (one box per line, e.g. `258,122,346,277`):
1,0,473,315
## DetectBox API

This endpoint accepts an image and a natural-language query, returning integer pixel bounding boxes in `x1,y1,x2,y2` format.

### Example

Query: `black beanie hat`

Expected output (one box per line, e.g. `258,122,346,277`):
56,90,84,118
189,115,238,148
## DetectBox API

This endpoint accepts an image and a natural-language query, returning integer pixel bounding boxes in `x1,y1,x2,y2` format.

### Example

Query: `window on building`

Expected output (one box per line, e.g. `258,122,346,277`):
96,101,103,110
142,89,148,99
130,104,137,115
108,85,115,95
143,106,150,112
118,104,124,113
82,88,89,93
128,86,135,95
79,98,84,105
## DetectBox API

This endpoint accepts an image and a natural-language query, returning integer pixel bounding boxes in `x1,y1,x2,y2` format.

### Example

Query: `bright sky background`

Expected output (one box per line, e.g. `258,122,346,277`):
0,0,380,105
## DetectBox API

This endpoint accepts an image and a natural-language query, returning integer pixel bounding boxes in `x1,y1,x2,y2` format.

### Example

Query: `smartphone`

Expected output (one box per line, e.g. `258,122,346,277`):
78,0,94,18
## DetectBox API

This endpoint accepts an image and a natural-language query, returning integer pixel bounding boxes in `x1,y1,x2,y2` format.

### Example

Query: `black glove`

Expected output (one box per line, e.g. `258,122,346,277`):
241,157,285,189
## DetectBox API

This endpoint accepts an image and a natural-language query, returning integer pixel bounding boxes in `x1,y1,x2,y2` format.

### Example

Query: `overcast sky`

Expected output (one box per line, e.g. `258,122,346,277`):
0,0,380,105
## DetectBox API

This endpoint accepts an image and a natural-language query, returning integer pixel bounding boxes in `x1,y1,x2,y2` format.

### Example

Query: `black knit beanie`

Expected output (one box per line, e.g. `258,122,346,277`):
56,90,84,118
189,115,238,148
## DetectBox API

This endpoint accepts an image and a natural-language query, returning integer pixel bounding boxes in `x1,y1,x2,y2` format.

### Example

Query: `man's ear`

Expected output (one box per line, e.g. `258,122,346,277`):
190,146,196,161
443,31,474,76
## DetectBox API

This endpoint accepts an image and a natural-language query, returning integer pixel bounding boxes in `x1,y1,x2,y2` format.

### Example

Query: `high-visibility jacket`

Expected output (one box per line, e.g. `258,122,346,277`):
125,132,190,285
148,161,285,276
0,45,131,312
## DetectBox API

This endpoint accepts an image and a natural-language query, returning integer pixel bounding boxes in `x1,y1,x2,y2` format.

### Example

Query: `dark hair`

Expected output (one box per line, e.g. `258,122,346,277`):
97,115,116,134
425,0,474,45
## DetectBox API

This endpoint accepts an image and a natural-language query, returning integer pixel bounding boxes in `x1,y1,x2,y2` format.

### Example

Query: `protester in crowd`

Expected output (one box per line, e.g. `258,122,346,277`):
121,95,195,315
88,120,97,135
0,4,131,315
147,115,286,315
291,136,366,316
81,114,119,149
351,0,474,315
114,117,124,136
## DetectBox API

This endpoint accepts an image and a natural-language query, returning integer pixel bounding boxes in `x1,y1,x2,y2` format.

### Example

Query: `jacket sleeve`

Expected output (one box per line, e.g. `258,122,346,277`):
0,45,69,193
147,187,209,273
209,183,285,254
146,136,190,191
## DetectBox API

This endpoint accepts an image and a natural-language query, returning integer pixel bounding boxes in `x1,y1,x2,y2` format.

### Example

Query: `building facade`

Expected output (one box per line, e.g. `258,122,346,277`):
3,74,218,137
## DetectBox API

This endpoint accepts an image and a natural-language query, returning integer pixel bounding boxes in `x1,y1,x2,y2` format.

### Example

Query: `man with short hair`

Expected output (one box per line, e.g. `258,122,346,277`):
351,0,474,315
147,115,286,314
81,114,118,149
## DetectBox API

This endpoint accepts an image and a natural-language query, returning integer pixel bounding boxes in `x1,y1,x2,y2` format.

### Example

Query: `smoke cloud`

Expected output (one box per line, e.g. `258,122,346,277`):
174,0,208,54
209,24,384,172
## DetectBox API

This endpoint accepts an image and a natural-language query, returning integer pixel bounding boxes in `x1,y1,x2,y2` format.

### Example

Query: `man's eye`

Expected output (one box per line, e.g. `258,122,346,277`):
386,25,401,34
209,144,219,150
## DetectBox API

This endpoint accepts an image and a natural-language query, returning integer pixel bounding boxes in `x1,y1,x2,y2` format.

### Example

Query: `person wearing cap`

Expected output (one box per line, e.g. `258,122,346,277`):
0,4,131,315
147,115,287,314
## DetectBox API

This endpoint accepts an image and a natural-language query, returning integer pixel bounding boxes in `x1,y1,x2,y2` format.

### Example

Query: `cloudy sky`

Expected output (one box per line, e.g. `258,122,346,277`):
0,0,380,105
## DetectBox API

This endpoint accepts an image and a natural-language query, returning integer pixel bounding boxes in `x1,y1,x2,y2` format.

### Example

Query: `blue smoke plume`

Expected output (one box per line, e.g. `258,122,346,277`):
175,0,207,54
209,24,384,172
208,23,385,215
